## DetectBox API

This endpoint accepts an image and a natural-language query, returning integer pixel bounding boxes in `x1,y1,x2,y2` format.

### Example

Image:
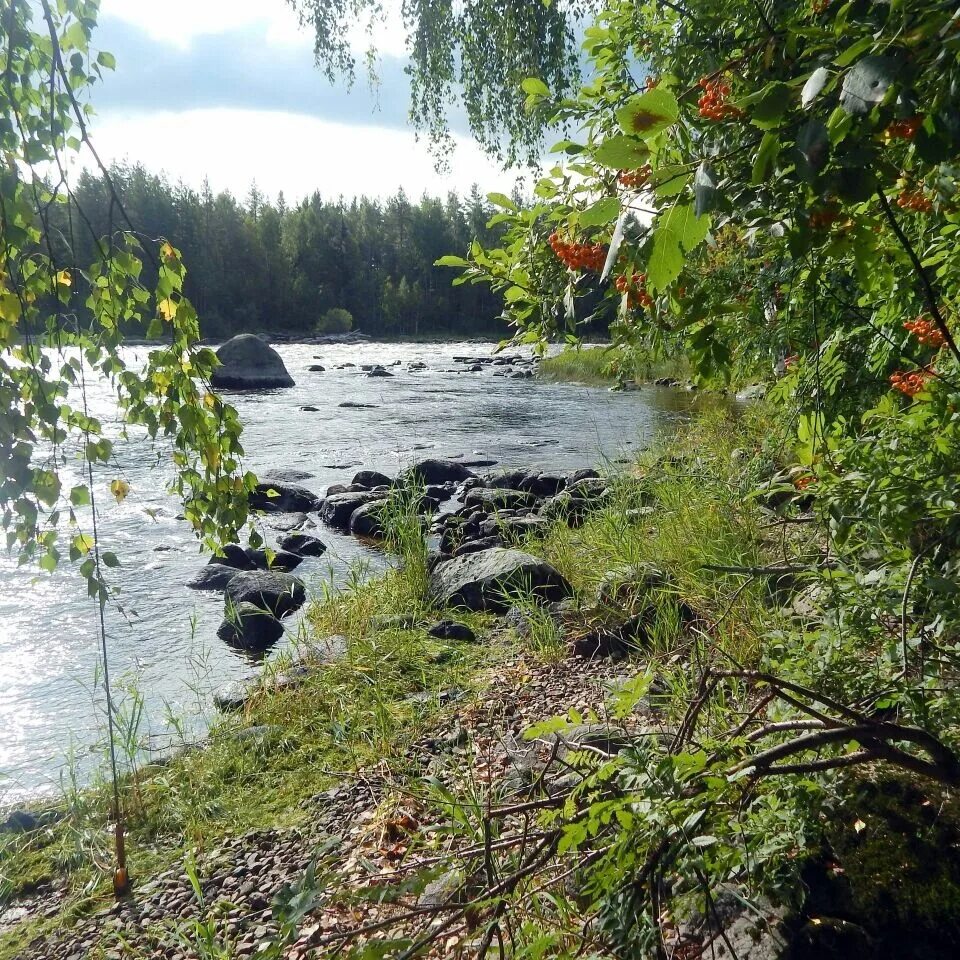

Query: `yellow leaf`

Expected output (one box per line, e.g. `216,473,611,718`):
202,392,217,410
0,292,21,324
73,533,95,555
160,241,177,263
56,270,72,287
158,297,177,321
110,479,131,503
853,818,866,833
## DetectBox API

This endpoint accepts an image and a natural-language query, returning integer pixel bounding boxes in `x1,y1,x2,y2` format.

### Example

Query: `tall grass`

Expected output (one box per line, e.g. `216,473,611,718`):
539,345,689,386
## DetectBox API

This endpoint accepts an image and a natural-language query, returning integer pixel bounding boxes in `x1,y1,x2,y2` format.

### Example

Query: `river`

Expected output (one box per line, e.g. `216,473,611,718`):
0,341,693,802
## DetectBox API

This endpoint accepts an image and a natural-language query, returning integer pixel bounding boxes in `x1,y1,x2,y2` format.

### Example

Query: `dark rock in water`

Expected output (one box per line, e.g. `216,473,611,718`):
243,548,304,572
210,334,295,390
224,570,306,619
187,564,243,591
464,487,539,511
352,469,392,489
325,483,348,497
208,543,256,570
250,482,322,513
308,365,325,372
320,491,387,531
430,548,572,613
408,361,427,370
300,405,320,412
349,500,389,539
367,366,394,378
461,458,498,468
338,401,379,409
426,483,455,503
279,532,327,557
217,601,285,651
399,458,478,487
268,512,311,532
520,472,567,498
261,468,314,484
427,620,476,643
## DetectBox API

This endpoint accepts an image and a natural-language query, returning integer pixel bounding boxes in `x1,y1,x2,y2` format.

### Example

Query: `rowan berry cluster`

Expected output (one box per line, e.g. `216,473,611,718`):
784,353,799,370
890,369,932,396
617,165,652,190
615,272,653,309
811,0,830,13
897,188,933,213
548,232,608,272
697,77,743,121
885,115,923,140
904,315,946,348
644,76,660,91
794,474,816,491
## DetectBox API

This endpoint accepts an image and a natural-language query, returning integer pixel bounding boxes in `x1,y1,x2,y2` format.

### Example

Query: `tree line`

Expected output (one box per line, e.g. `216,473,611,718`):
64,163,513,339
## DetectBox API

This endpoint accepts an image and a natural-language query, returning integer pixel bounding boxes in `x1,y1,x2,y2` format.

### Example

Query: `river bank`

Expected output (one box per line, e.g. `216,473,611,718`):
5,400,958,959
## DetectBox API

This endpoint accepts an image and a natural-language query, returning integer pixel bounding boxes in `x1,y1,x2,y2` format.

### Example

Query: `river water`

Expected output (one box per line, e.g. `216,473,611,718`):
0,341,693,802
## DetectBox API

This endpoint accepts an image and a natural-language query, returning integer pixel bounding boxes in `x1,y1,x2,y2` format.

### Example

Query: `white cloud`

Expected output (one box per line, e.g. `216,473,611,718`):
98,0,408,56
82,107,512,202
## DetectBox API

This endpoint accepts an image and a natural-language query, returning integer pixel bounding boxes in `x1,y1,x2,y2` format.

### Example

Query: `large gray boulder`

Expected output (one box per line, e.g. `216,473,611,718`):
250,482,322,513
210,334,294,390
224,570,306,619
430,548,572,613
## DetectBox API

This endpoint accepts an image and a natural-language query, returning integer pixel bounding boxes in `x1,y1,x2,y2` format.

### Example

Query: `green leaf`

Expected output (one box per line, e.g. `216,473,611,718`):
616,87,679,140
592,135,649,169
648,203,710,293
434,255,469,267
840,55,900,115
579,197,620,228
96,51,117,70
521,77,550,97
72,533,95,556
746,82,793,129
70,485,90,506
487,192,517,211
752,132,781,184
102,551,120,568
801,67,830,109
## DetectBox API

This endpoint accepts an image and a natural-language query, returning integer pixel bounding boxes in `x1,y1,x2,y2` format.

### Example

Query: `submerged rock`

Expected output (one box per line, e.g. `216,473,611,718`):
430,547,572,613
279,532,327,557
217,601,285,651
320,491,387,531
210,334,295,390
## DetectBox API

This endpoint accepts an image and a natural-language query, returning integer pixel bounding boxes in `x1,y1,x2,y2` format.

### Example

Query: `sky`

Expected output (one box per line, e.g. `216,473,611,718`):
75,0,515,202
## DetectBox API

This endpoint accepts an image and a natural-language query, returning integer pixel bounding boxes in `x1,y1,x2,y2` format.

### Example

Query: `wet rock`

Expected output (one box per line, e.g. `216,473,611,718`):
208,544,256,570
397,458,478,487
187,564,242,591
217,602,285,651
352,469,392,489
519,472,567,498
430,548,572,613
338,401,379,409
367,366,394,378
300,405,320,412
224,571,306,619
261,469,314,484
427,620,476,643
210,334,295,390
268,512,311,533
320,491,387,531
349,500,389,539
249,482,322,514
307,365,325,372
278,533,327,557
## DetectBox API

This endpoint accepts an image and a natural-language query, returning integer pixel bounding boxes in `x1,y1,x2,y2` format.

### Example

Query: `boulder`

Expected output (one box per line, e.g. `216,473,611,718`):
224,570,306,619
208,544,256,570
367,366,394,378
308,365,325,372
398,458,478,487
350,500,389,539
243,548,304,572
279,532,327,557
187,564,242,591
338,402,379,409
217,601,285,651
429,548,572,613
519,472,567,498
352,469,392,489
210,334,294,390
250,482,322,513
261,469,314,484
321,491,387,531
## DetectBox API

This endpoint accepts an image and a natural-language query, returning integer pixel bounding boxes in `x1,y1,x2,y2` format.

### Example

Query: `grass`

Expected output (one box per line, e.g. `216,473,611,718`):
0,400,802,958
539,344,690,386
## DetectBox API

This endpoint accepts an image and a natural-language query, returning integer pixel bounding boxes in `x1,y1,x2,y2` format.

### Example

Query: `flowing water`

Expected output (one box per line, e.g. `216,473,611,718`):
0,341,694,802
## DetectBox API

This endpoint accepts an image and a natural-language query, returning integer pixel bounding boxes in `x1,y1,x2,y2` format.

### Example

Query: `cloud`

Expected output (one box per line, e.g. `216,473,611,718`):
91,16,430,132
83,108,514,202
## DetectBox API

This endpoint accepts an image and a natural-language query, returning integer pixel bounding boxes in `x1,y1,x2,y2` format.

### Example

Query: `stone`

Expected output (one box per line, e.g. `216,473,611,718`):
735,383,768,402
261,469,314,484
217,602,285,651
338,402,378,409
427,620,476,643
519,472,567,497
187,564,242,591
349,500,389,539
279,533,327,557
595,563,671,608
352,469,392,489
308,365,325,372
250,482,322,514
210,334,295,390
300,405,320,412
367,366,394,378
429,548,572,613
320,491,387,531
268,512,310,533
464,487,539,511
397,458,478,487
224,571,306,619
